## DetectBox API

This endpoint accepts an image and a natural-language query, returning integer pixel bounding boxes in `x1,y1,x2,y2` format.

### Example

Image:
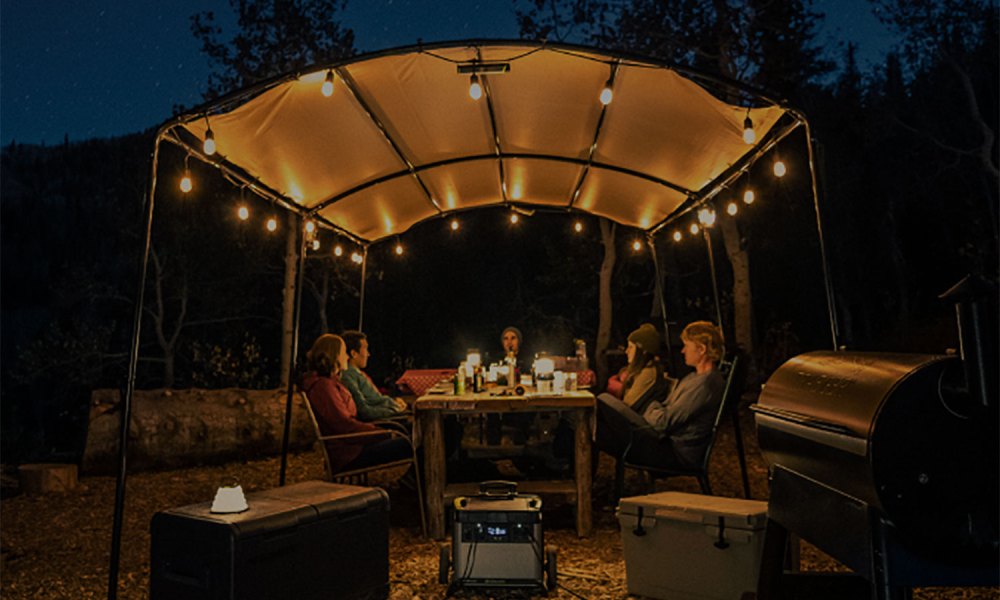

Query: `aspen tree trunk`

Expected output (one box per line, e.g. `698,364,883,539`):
280,214,299,386
596,219,616,384
718,215,753,356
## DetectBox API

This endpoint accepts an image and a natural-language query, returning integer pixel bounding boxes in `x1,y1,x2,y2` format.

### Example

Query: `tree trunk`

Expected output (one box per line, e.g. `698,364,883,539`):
595,219,616,385
280,215,300,386
719,215,754,359
82,388,316,474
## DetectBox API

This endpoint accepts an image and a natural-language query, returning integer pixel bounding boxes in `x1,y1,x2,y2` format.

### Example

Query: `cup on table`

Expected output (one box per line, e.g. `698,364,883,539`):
553,371,566,393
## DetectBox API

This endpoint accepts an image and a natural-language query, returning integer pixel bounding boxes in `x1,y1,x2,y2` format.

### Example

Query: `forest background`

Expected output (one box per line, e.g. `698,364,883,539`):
1,0,996,464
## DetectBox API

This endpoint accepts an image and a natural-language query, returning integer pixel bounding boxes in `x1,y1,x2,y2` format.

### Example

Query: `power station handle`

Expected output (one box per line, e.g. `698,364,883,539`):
479,480,518,498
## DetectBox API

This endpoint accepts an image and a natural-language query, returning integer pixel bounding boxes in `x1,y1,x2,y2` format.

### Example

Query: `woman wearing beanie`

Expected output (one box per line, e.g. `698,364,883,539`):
620,323,665,412
596,321,726,473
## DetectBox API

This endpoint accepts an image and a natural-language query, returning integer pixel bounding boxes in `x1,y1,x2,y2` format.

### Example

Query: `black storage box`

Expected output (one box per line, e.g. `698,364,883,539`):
151,480,390,600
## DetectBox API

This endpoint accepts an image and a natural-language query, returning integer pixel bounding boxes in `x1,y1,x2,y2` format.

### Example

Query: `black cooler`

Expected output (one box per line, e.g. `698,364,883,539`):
150,480,390,600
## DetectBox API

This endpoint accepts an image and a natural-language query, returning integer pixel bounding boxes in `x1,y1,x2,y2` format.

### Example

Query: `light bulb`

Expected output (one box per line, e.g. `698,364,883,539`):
237,205,249,221
689,223,700,235
673,230,682,242
266,217,278,231
697,208,716,227
312,239,321,251
743,190,755,204
599,83,613,106
574,221,583,233
510,213,519,224
450,218,459,231
179,172,192,193
773,159,786,177
203,128,216,156
395,243,403,255
334,244,343,257
727,202,738,216
469,74,482,100
632,239,642,252
304,220,316,234
742,116,756,144
321,70,334,97
351,252,363,264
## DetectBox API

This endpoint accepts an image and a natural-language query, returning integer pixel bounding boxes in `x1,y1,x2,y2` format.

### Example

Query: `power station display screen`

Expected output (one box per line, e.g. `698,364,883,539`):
461,522,534,543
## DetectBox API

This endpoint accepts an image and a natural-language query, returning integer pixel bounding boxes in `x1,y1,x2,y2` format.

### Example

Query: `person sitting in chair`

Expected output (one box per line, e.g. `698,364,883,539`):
340,330,408,421
596,321,725,470
300,333,412,474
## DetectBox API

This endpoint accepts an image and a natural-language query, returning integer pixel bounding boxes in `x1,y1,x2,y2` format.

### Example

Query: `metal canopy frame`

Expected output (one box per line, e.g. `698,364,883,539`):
106,39,840,599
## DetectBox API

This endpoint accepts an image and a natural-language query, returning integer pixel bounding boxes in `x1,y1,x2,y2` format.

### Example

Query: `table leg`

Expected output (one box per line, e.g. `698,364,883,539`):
420,410,446,539
573,409,592,537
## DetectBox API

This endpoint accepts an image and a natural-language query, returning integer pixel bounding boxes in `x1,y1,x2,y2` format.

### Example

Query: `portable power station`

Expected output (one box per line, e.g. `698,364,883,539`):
439,481,556,593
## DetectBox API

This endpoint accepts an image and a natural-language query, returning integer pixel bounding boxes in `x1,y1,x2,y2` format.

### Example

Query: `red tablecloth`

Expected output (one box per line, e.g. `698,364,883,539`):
396,368,456,397
575,369,596,388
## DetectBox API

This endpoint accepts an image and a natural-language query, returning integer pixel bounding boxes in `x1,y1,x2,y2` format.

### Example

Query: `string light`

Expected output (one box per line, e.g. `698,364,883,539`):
321,70,335,97
632,239,642,252
697,208,716,227
237,205,249,221
311,238,321,251
469,74,482,100
574,221,583,233
395,242,404,255
334,244,343,257
599,79,613,105
727,202,739,216
350,251,363,264
179,171,192,193
304,220,316,234
266,217,278,231
689,223,700,235
203,126,216,156
510,212,519,224
450,218,459,231
743,190,755,204
742,111,756,145
773,159,787,177
673,230,682,242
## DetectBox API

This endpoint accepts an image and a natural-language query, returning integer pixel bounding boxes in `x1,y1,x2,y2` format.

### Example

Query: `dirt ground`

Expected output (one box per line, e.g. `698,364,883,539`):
1,409,996,599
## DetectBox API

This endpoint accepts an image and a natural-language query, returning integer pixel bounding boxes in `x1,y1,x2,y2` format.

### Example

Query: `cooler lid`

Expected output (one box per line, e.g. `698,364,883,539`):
254,480,389,518
618,491,768,529
162,496,316,538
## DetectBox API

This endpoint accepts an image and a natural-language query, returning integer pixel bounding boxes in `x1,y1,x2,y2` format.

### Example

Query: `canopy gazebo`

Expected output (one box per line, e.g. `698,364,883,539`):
110,40,838,597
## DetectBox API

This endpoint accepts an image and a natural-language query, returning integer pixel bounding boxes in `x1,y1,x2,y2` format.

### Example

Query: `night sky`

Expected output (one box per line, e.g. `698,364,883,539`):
1,0,897,146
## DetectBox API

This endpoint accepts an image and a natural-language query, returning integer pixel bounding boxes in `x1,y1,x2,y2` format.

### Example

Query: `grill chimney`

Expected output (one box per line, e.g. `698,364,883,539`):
939,274,997,410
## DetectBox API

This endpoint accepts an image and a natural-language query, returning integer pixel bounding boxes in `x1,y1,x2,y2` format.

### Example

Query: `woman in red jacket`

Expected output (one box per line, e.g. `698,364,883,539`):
300,333,411,474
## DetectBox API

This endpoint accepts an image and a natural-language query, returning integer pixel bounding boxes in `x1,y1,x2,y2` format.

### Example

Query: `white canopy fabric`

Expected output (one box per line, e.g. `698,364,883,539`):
167,41,791,245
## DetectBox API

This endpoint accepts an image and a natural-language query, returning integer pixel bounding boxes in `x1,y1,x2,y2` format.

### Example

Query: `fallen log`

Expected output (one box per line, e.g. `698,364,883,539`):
19,463,78,494
82,388,315,474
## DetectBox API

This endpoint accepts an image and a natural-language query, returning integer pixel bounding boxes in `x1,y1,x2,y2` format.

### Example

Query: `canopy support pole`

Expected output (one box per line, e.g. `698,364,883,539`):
358,246,368,330
279,218,307,487
646,234,675,373
803,120,840,350
108,134,162,600
703,229,725,332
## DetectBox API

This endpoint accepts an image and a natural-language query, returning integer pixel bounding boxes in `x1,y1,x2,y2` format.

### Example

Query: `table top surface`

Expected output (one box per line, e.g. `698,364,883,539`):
414,386,595,410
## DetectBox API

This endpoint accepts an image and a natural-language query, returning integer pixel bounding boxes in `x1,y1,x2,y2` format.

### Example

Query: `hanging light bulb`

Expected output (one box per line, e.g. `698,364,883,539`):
351,251,363,264
304,220,316,234
321,69,335,97
697,208,716,227
742,114,756,145
510,212,519,224
311,238,321,251
450,218,459,231
773,159,787,177
179,170,193,193
266,217,278,231
237,205,249,221
469,74,483,100
203,127,216,156
574,221,583,233
673,230,683,242
395,243,404,255
743,189,755,205
632,239,642,252
599,79,613,105
334,244,343,257
727,202,739,216
689,223,700,235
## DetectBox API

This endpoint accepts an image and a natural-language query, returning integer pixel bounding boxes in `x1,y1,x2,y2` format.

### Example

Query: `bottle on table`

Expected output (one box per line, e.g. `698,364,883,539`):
455,362,466,395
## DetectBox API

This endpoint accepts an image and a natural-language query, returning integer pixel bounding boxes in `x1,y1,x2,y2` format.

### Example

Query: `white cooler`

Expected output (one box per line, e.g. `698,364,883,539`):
617,491,768,600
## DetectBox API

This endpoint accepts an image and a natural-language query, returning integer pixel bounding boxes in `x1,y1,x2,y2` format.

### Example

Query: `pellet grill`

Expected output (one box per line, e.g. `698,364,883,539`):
752,277,998,599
